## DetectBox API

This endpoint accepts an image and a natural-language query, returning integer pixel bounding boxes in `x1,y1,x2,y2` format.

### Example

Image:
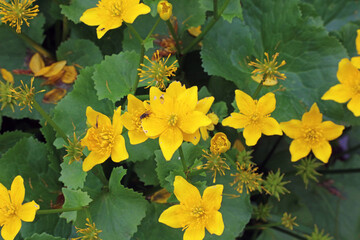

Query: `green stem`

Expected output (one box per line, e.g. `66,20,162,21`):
178,146,187,173
126,24,144,43
252,74,267,99
32,100,68,143
272,226,307,240
37,207,84,215
145,16,161,40
92,165,109,185
166,20,182,57
224,152,237,168
133,44,145,93
17,32,54,60
189,168,207,177
245,222,282,230
182,0,231,54
319,168,360,174
62,16,69,42
213,0,218,17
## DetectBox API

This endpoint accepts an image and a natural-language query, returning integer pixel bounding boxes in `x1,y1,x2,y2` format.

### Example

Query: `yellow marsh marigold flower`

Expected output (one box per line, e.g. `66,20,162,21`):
210,132,231,155
248,52,286,86
138,50,178,90
202,150,230,183
159,176,224,240
230,162,263,194
280,103,344,163
142,81,212,160
157,0,172,21
80,0,150,39
222,90,282,146
121,94,151,144
0,0,39,33
195,97,217,141
73,218,102,240
0,175,39,240
321,58,360,117
81,106,128,171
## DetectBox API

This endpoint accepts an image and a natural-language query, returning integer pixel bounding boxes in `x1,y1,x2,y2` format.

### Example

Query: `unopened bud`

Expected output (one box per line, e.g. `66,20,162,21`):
157,0,172,21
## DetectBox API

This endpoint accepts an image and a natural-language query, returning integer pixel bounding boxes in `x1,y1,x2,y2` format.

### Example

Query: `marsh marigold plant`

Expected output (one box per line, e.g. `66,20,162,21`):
0,176,39,240
159,176,224,240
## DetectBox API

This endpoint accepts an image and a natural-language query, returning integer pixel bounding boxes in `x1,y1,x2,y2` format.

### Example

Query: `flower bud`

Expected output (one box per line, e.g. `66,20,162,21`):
210,132,231,155
157,0,172,21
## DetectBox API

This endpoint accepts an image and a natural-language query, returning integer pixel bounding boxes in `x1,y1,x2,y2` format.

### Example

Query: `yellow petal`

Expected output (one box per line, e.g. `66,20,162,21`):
0,182,10,205
337,58,358,84
128,129,148,144
112,107,123,135
10,176,24,207
320,121,344,141
257,92,276,115
1,217,21,240
183,130,201,145
127,94,145,113
86,106,111,127
312,140,332,163
356,29,360,55
243,124,262,146
43,61,67,77
166,81,186,97
158,205,186,228
18,201,39,222
29,53,45,74
199,126,209,141
43,88,67,104
179,111,211,134
205,211,224,236
222,113,249,129
111,135,129,162
195,97,214,113
347,94,360,116
280,120,302,139
289,139,311,162
202,185,223,211
121,112,136,131
301,103,322,126
260,117,282,136
141,117,167,137
96,17,123,39
61,66,77,84
1,68,14,83
235,90,255,115
251,74,278,86
351,56,360,69
80,7,104,26
184,223,205,240
176,86,198,114
173,176,201,207
82,151,109,171
159,127,183,160
321,84,353,103
122,3,150,23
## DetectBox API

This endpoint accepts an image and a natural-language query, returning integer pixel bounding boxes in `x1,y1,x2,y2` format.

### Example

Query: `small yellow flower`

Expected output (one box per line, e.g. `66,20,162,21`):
0,175,40,240
350,29,360,68
138,50,178,90
280,103,344,163
0,0,39,33
321,58,360,117
141,81,212,160
73,218,102,240
121,94,150,144
81,106,128,171
12,77,44,112
222,90,283,146
80,0,150,39
159,176,224,240
157,0,172,21
202,150,230,183
248,52,286,86
210,132,231,155
230,162,263,194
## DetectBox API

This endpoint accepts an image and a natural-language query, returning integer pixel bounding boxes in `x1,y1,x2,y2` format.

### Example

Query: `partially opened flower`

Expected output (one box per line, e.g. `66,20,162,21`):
322,58,360,117
0,175,39,240
81,106,128,171
159,176,224,240
222,90,282,146
80,0,150,39
280,103,344,163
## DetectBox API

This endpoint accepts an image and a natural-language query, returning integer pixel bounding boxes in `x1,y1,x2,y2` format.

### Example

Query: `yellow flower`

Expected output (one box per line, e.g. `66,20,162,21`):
248,52,286,86
0,0,39,33
73,218,102,240
322,58,360,116
121,94,150,144
202,150,230,183
81,106,128,171
222,90,282,146
157,0,172,21
280,103,344,163
0,175,39,240
350,29,360,68
159,176,224,240
210,132,230,155
231,162,263,194
12,77,44,112
195,96,217,141
80,0,150,39
141,81,212,160
138,50,178,90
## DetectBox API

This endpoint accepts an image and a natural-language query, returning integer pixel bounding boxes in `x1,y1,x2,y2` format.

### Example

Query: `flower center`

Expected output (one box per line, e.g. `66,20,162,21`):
249,113,260,123
86,125,114,154
1,203,16,218
191,206,205,218
303,128,322,145
168,114,178,126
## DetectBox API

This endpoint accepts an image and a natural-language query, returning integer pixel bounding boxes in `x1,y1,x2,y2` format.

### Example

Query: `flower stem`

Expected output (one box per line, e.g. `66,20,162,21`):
319,168,360,174
252,74,267,99
62,16,69,41
166,20,182,57
245,222,282,230
213,0,218,17
37,206,85,215
145,16,161,40
126,24,144,43
178,146,187,173
16,31,54,60
32,100,68,143
272,226,307,240
182,0,231,54
133,44,145,93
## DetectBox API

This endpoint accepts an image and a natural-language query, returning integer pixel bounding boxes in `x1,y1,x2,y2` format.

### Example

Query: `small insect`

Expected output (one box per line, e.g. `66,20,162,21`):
140,110,151,120
99,28,105,31
95,115,99,128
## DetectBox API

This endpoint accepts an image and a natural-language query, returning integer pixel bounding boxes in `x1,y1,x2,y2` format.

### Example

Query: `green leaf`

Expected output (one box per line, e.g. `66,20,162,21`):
172,0,206,32
90,167,148,240
59,158,87,190
134,157,160,186
200,0,243,23
56,39,103,67
24,233,66,240
60,188,92,223
53,66,113,147
212,101,228,121
0,131,31,156
60,0,98,24
125,133,159,163
93,51,140,103
0,26,27,70
22,13,46,44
